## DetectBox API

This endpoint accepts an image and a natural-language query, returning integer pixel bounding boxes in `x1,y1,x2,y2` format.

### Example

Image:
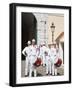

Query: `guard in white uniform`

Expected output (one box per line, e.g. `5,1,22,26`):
54,45,60,75
29,39,37,77
45,47,51,75
40,43,47,66
22,41,31,76
50,45,57,76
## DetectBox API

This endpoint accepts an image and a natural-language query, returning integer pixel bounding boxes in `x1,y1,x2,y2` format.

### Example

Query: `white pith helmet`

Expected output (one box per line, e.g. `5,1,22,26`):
32,39,35,42
27,41,31,45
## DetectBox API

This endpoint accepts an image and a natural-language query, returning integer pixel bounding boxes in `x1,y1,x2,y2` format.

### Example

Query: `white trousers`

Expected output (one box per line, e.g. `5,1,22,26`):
42,55,46,66
51,58,57,75
45,56,51,74
29,55,37,77
25,57,29,76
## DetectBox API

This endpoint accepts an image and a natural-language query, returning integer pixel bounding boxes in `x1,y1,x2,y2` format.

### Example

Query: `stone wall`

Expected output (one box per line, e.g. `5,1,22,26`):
33,13,49,46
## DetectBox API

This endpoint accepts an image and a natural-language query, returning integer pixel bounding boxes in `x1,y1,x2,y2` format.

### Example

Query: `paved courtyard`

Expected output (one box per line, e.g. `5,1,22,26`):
21,60,64,77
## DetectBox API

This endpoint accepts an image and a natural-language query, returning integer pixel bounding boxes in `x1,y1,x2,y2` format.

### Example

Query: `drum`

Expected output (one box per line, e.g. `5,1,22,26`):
54,58,62,67
33,58,42,67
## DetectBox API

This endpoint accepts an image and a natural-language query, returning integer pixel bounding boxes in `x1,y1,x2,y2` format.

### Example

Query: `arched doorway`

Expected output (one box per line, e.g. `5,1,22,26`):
21,12,37,60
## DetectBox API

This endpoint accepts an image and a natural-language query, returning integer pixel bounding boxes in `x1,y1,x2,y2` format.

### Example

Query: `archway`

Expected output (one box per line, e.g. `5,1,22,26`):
21,12,37,60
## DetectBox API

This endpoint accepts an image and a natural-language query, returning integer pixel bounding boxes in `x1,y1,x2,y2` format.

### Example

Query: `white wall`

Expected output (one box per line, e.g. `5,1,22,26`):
0,0,72,90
